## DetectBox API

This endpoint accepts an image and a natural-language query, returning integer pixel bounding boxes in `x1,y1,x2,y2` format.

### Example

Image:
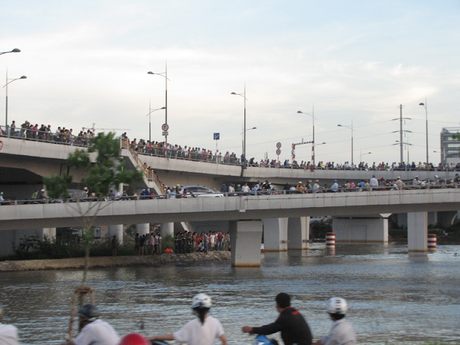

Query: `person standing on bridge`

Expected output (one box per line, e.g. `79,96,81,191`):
369,175,378,188
331,180,339,192
242,293,312,345
313,297,356,345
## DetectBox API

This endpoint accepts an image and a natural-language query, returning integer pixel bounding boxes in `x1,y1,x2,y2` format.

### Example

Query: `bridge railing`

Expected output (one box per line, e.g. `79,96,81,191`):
1,183,457,206
2,125,459,172
0,125,92,147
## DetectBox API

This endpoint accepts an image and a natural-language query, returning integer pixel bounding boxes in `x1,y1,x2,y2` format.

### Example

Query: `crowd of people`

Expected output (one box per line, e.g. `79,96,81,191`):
133,232,163,255
1,292,357,345
173,231,230,254
281,173,460,193
3,121,459,172
1,172,457,206
1,121,96,147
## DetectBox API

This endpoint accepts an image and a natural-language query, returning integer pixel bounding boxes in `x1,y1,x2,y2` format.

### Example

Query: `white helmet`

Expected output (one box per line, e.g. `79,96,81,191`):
326,297,348,315
192,293,212,309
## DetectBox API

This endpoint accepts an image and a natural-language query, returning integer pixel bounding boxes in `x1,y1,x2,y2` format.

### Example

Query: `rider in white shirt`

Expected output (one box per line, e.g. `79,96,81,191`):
61,304,120,345
314,297,356,345
149,293,227,345
0,307,19,345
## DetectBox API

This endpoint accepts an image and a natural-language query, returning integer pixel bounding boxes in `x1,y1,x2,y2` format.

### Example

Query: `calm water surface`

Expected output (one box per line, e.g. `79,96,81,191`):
1,243,459,344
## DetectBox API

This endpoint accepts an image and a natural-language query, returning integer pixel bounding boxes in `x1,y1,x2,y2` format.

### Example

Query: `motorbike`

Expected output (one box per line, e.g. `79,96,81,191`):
252,334,279,345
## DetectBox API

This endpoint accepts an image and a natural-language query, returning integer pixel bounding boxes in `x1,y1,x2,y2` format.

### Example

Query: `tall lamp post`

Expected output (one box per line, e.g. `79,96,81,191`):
147,65,169,157
146,105,166,143
3,73,27,128
359,151,372,163
231,84,248,168
0,48,21,56
419,99,428,165
241,126,256,160
297,108,316,166
337,121,354,167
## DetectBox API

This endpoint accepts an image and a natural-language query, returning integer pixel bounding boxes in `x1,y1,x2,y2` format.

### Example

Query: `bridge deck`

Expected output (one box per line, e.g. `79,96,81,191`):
1,188,459,230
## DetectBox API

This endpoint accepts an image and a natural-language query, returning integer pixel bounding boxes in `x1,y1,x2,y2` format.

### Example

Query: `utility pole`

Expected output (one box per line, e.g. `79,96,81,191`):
400,104,403,164
392,104,411,167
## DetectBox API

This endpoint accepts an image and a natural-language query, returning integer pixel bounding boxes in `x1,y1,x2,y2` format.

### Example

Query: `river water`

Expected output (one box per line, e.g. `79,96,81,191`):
1,243,459,345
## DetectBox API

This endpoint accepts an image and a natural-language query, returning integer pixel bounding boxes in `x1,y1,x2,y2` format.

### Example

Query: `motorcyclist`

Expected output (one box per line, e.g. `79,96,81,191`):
313,297,356,345
61,304,120,345
242,293,312,345
149,293,227,345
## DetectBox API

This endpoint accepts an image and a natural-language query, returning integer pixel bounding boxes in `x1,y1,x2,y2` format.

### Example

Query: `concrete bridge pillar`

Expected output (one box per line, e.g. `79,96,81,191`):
42,228,56,241
229,220,263,267
262,218,288,252
161,222,174,237
288,217,310,250
108,225,123,244
408,212,427,256
136,223,150,236
332,215,389,242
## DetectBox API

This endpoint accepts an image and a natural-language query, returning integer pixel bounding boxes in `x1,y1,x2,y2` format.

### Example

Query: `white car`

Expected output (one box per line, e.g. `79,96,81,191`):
169,186,224,198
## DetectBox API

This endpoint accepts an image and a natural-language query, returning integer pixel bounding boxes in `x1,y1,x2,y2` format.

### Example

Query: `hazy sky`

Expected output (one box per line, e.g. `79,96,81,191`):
2,0,460,165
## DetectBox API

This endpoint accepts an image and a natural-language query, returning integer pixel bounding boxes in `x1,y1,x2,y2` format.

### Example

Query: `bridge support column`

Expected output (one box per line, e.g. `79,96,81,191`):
332,215,389,242
108,225,123,245
229,220,263,267
136,223,150,236
161,222,174,237
408,212,427,256
42,228,56,241
288,217,309,250
262,218,288,252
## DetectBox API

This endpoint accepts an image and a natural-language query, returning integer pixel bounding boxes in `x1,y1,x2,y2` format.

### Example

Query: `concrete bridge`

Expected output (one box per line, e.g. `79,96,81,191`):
0,136,457,199
1,188,459,266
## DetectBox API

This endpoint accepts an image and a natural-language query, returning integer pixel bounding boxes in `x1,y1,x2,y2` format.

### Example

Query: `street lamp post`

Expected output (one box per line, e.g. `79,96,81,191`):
0,48,21,56
241,127,256,161
337,121,354,167
297,107,315,166
419,99,428,165
231,84,248,168
359,151,372,163
147,65,169,157
3,72,27,129
146,104,166,143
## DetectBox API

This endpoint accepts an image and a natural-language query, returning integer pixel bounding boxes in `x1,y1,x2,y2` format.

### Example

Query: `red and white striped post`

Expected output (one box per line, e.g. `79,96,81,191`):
326,232,335,255
428,234,437,251
326,232,335,248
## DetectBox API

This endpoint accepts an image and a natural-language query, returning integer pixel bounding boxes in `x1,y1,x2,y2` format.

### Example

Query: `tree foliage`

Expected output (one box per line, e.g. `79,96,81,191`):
44,132,143,198
43,174,72,200
43,132,143,285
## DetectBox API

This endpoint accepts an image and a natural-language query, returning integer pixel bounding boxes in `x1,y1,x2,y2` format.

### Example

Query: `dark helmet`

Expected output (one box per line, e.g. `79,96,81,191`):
78,304,100,320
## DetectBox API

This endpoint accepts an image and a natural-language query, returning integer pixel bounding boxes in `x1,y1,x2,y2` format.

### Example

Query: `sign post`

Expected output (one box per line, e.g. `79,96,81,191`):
276,142,281,166
213,133,220,162
161,123,169,157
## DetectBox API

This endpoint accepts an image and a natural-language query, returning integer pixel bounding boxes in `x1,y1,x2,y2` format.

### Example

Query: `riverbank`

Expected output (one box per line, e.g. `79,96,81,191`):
0,251,231,272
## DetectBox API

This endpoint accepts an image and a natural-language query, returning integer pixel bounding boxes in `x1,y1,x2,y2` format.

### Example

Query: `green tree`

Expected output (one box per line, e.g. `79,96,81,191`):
44,132,143,284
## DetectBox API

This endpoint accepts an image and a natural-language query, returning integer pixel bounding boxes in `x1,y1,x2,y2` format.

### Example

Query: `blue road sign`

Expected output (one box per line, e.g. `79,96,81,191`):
213,133,220,140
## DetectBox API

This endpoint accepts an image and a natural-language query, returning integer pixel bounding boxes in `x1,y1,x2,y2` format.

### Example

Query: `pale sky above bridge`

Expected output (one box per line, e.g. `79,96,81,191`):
2,0,460,166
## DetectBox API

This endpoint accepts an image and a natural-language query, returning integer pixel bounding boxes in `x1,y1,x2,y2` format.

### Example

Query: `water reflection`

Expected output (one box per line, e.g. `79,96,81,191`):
0,243,459,344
